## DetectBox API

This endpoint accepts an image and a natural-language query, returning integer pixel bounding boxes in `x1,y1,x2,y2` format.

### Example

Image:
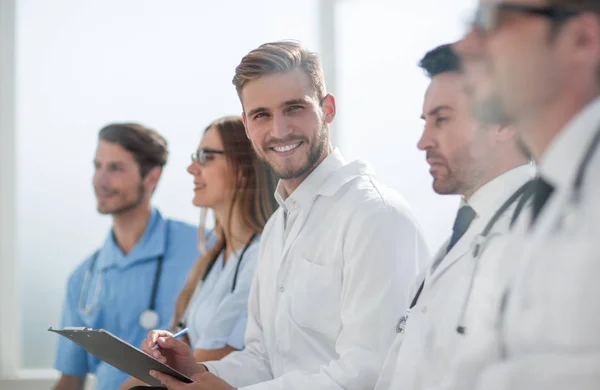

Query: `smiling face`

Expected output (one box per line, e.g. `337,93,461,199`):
187,126,233,212
241,69,334,186
418,72,494,197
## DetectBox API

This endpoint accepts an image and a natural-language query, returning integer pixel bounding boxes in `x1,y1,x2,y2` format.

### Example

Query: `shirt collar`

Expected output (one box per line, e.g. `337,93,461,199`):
539,97,600,190
465,164,535,219
275,147,347,212
97,208,168,270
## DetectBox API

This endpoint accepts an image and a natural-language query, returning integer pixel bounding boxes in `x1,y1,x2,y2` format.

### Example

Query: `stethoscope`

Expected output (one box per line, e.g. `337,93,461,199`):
454,180,533,335
79,224,170,330
175,233,257,331
495,124,600,347
395,179,534,335
203,233,257,292
458,123,600,337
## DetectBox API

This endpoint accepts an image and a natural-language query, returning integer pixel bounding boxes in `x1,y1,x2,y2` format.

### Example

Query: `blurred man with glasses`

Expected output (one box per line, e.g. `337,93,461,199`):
436,1,600,390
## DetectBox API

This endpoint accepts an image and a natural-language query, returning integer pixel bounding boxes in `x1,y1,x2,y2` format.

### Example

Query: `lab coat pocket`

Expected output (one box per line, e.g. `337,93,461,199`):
291,256,341,335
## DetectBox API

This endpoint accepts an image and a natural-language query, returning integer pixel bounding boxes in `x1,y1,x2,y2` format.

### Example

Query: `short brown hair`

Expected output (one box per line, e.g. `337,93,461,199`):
98,123,168,177
232,40,326,102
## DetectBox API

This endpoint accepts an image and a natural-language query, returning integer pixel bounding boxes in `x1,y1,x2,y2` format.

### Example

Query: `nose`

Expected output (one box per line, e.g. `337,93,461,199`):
93,168,109,188
454,29,483,60
271,113,293,139
417,124,436,152
187,160,201,176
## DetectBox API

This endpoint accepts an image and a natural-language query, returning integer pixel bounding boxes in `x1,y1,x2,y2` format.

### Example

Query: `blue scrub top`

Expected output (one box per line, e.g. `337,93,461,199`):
54,209,201,390
183,236,260,351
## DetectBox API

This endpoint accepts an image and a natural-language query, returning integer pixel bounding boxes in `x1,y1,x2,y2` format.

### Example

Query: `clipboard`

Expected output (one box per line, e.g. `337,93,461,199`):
49,327,193,386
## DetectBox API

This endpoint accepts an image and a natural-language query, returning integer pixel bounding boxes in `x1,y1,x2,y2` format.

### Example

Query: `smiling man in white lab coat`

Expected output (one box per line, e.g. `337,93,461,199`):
141,40,430,390
373,43,534,390
433,1,600,390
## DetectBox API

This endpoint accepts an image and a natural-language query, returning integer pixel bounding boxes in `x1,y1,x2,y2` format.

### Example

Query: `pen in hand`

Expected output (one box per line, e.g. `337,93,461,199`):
152,328,189,350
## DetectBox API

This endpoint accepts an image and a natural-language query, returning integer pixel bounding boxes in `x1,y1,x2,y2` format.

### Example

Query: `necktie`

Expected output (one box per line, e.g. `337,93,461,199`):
530,176,554,227
447,205,477,253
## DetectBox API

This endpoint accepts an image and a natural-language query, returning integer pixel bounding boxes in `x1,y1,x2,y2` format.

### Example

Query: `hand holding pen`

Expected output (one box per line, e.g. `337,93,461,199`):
141,328,204,378
151,328,189,350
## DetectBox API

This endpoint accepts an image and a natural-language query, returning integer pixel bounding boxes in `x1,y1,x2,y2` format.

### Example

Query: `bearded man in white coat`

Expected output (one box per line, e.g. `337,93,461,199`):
373,43,534,390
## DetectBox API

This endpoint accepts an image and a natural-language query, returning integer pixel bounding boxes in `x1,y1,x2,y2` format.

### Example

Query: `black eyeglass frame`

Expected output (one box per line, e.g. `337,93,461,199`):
190,148,226,165
472,3,581,33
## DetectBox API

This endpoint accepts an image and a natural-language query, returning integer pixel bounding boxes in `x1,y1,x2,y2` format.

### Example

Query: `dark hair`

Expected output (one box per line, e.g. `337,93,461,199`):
98,123,168,177
172,116,277,328
418,43,463,78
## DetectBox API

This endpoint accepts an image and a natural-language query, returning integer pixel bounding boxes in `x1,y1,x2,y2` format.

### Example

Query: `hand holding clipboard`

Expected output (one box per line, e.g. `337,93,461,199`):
49,327,195,387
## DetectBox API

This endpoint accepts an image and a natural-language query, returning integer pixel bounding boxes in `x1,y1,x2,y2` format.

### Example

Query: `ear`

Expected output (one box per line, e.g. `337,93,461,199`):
321,94,336,124
145,166,162,193
564,13,600,73
488,124,517,144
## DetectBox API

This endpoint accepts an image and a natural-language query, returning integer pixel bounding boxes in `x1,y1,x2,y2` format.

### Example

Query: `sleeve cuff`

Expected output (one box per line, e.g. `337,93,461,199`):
193,339,228,350
202,362,219,376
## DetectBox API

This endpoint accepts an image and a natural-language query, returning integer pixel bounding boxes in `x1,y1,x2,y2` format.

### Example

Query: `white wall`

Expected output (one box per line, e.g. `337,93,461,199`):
334,0,476,251
0,0,19,378
15,0,319,372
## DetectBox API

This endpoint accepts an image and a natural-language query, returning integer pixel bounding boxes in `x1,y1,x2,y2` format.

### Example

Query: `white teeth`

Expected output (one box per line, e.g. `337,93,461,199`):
274,143,301,153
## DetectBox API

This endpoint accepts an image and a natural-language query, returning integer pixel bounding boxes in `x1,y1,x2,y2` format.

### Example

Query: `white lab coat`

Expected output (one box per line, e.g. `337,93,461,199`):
374,165,534,390
437,98,600,390
204,149,430,390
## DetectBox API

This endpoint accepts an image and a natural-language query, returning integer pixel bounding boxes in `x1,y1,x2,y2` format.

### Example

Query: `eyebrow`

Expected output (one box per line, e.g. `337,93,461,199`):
420,105,454,120
246,98,313,118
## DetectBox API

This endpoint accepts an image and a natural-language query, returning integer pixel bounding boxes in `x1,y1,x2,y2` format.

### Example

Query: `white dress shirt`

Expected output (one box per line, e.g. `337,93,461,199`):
203,148,430,390
437,97,600,390
373,165,534,390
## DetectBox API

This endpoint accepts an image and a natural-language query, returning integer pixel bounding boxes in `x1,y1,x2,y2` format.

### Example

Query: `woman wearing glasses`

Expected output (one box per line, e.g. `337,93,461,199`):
120,116,277,389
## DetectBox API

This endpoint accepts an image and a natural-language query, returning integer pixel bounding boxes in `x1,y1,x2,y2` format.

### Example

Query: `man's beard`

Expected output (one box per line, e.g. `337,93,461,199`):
260,123,328,180
97,182,146,215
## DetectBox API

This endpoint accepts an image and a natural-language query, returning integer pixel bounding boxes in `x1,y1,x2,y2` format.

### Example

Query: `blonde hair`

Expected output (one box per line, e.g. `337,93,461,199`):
171,116,277,329
232,40,327,102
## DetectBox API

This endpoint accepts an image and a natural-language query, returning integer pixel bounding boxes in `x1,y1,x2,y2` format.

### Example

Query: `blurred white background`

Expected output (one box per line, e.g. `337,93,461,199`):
1,0,474,387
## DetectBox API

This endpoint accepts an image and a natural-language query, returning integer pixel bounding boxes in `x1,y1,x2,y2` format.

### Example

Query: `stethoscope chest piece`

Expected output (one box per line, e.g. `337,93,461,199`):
396,315,407,334
396,308,411,334
139,309,160,330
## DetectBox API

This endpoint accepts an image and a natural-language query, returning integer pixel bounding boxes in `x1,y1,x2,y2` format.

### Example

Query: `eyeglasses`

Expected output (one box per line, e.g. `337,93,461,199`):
191,148,226,165
471,3,580,33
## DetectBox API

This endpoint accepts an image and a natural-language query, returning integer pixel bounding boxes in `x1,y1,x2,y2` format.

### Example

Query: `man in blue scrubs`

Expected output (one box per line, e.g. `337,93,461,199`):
53,123,200,390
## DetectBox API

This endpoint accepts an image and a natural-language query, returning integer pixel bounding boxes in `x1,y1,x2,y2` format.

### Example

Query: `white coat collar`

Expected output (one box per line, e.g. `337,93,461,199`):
539,96,600,190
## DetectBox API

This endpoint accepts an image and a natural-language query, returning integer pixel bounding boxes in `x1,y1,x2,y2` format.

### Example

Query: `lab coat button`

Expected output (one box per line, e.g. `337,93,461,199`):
280,287,284,292
421,306,427,313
